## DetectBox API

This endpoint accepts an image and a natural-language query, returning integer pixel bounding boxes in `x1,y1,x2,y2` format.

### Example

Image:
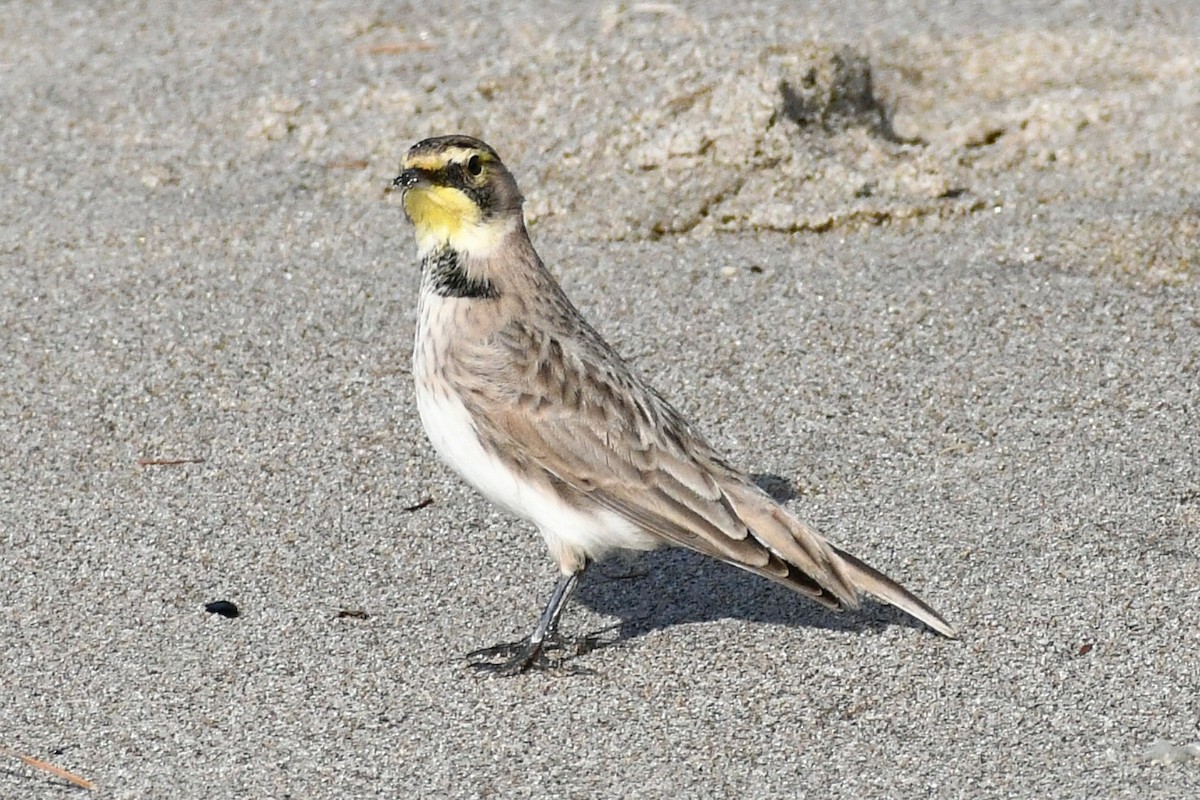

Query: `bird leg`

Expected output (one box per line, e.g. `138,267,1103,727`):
468,567,585,676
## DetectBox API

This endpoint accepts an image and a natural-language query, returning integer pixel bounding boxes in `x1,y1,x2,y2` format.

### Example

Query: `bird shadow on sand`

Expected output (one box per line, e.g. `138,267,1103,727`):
569,473,932,655
573,548,924,646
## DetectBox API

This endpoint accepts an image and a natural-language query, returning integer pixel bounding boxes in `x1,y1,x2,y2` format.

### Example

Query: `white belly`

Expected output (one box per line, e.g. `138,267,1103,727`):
415,380,657,570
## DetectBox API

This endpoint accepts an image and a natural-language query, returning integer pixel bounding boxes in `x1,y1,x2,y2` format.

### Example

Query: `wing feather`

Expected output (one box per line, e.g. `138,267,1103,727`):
451,312,953,635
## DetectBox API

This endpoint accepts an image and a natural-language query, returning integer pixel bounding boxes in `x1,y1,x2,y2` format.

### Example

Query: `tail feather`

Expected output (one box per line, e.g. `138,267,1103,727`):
724,482,957,638
829,544,958,638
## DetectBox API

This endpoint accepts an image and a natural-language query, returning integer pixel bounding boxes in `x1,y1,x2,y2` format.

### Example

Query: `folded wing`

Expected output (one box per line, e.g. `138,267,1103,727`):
457,318,955,636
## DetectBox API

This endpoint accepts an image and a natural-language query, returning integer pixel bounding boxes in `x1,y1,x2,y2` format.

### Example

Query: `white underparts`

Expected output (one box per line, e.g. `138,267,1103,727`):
415,360,656,573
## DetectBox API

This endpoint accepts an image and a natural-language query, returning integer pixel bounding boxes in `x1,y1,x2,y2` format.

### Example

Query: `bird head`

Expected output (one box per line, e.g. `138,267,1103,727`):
394,135,524,256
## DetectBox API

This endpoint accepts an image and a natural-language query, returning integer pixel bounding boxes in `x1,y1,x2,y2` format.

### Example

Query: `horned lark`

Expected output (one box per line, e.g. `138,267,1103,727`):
394,134,956,675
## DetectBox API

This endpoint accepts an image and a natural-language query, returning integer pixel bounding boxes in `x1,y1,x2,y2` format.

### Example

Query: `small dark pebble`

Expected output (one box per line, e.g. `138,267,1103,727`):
205,600,240,619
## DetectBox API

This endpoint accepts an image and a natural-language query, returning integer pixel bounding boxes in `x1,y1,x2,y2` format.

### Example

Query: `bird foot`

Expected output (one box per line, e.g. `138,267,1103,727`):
466,633,600,676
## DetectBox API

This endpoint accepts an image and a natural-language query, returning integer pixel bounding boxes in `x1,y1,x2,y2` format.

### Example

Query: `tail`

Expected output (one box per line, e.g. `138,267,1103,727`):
722,483,958,638
828,544,958,638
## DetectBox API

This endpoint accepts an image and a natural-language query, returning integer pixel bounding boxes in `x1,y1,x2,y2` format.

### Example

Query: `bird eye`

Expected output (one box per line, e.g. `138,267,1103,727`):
466,155,483,177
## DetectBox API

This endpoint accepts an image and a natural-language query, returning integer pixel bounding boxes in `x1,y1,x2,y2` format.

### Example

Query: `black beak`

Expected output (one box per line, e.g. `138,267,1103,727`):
393,169,425,189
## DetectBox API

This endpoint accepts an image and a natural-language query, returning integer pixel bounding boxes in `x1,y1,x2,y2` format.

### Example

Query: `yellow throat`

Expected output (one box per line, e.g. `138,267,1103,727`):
402,184,487,254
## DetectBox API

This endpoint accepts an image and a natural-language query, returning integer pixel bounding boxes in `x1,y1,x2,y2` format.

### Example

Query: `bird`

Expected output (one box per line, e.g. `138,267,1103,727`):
392,134,956,675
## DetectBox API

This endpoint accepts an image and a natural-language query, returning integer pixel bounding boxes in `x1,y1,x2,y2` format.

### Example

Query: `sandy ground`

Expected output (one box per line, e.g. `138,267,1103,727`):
2,1,1199,797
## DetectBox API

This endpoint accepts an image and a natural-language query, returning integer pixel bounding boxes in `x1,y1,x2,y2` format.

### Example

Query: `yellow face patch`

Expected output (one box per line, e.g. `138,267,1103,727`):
403,184,480,240
402,183,512,256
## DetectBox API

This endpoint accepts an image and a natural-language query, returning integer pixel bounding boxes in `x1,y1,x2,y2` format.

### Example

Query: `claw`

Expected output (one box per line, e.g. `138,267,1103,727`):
467,637,545,676
466,632,601,676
